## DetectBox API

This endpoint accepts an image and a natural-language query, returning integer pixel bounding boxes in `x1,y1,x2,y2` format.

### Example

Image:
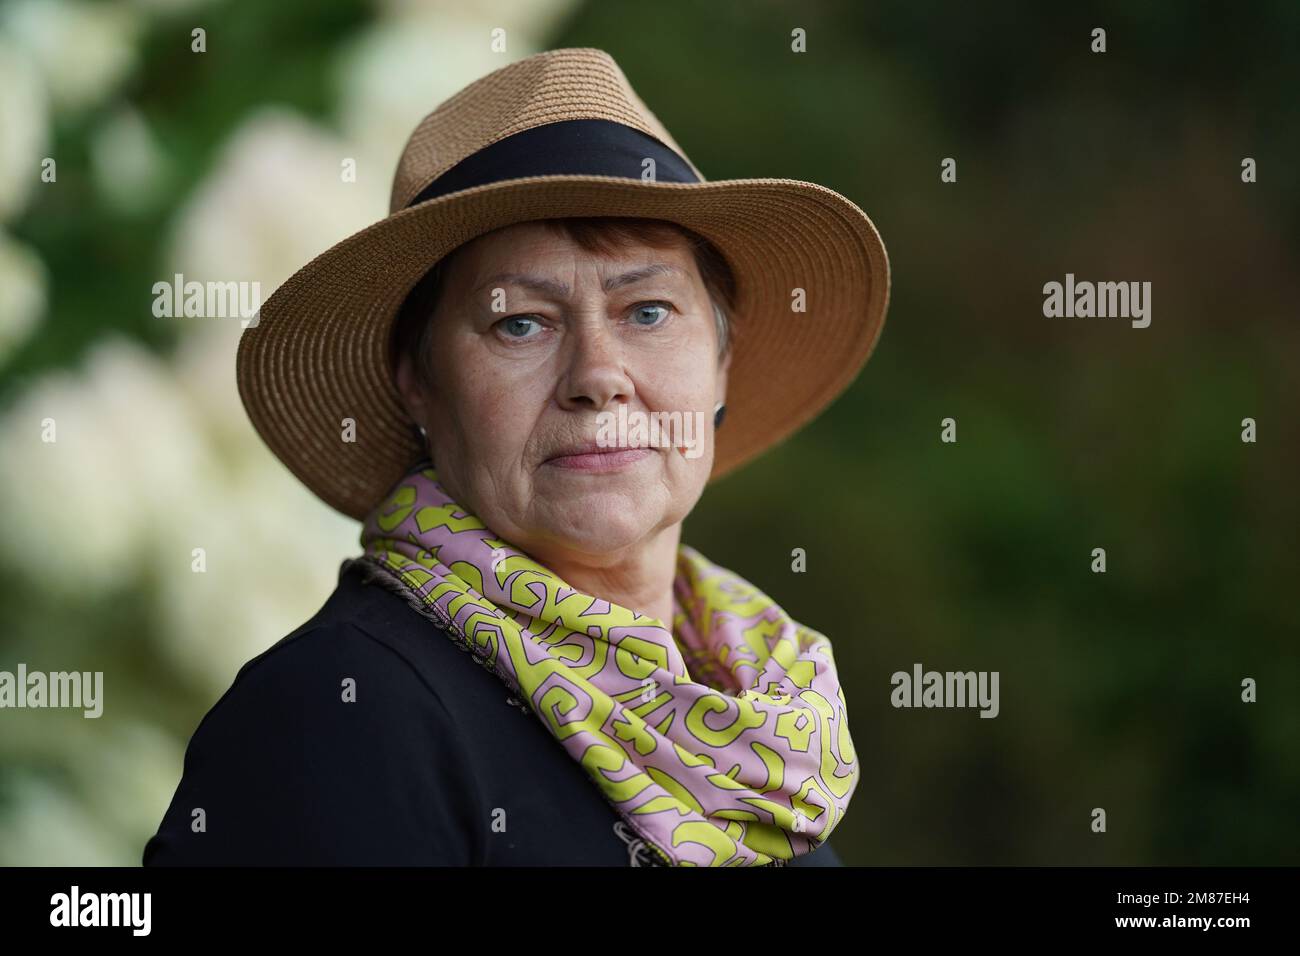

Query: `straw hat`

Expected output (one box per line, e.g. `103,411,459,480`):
236,47,890,520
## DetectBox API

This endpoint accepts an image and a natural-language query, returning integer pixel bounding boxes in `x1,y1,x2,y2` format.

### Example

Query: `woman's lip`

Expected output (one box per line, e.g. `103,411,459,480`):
544,448,654,472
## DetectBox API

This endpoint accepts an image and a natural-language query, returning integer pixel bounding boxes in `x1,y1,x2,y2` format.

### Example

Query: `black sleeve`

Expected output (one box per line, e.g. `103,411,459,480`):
787,840,844,867
142,622,484,865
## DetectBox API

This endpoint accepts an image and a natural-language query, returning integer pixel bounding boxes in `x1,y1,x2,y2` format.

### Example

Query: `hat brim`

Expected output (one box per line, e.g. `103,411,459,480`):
236,174,891,520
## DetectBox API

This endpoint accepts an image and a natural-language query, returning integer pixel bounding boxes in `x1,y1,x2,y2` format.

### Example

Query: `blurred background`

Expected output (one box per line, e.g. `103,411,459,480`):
0,0,1296,866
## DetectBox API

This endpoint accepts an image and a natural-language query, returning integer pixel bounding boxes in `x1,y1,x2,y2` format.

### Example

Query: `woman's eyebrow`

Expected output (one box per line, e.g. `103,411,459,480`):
472,264,688,298
602,263,688,292
473,272,570,298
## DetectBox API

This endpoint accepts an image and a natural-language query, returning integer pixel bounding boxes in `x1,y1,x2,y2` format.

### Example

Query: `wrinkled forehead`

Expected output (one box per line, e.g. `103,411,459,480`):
447,221,700,292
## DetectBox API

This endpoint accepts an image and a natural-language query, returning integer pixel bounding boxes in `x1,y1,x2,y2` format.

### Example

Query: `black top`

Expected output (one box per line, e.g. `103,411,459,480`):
143,559,844,866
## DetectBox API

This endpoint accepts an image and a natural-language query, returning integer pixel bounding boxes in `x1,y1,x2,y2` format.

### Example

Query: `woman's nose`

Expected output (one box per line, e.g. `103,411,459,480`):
554,317,634,413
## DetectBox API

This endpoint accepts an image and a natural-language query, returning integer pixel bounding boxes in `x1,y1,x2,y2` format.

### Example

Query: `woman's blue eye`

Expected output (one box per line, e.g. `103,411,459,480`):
500,316,542,338
632,303,669,326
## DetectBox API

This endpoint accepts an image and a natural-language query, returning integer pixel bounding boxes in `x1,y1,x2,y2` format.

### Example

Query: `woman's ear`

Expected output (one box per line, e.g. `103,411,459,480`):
715,346,731,407
394,351,426,423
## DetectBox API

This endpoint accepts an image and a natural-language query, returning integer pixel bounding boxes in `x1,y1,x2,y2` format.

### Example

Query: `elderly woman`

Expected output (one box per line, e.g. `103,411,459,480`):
144,48,889,867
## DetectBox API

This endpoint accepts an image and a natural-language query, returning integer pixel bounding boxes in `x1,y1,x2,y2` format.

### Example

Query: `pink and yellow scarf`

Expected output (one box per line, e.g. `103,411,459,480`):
358,466,859,866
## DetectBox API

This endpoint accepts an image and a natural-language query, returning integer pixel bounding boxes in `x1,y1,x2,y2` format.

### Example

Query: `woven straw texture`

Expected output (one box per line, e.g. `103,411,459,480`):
236,48,891,520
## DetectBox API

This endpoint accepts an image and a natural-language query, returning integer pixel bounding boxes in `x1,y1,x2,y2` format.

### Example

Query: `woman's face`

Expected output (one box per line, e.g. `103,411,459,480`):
395,221,730,566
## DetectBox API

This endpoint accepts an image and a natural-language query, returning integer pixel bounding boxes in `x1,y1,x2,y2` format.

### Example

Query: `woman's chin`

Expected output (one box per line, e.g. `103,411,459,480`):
533,501,666,557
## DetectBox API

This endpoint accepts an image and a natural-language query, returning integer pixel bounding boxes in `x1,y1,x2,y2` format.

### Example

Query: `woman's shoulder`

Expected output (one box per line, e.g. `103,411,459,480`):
182,562,466,753
142,561,488,865
234,558,457,679
198,559,485,728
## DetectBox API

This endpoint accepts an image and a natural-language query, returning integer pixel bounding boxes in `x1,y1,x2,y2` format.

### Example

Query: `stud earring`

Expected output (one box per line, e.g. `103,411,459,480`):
413,423,434,467
713,402,726,429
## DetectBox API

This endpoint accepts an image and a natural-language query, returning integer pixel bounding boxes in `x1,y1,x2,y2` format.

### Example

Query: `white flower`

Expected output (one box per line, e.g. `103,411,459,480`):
0,774,122,866
0,0,142,115
332,0,582,195
0,231,46,362
150,324,357,695
0,336,218,592
0,36,49,222
0,721,184,866
0,324,357,696
370,0,580,39
151,453,357,695
167,107,387,295
68,720,184,864
334,18,506,178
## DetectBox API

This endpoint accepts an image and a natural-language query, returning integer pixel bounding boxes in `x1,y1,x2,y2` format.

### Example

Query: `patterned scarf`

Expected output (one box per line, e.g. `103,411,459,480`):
357,465,859,866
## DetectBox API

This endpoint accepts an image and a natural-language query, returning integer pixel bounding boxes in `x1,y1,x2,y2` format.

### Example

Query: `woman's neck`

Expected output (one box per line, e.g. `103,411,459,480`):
533,524,682,627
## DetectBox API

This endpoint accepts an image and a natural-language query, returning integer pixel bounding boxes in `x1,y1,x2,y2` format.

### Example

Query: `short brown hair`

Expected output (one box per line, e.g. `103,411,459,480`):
390,217,737,386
